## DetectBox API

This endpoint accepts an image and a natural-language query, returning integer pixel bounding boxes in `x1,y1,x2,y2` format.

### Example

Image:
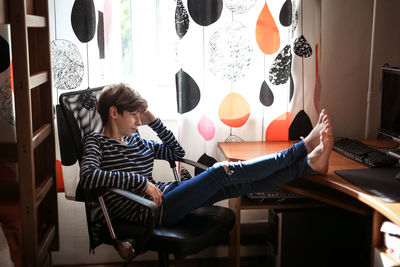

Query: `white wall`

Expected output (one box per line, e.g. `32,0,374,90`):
321,0,400,139
320,0,373,138
367,0,400,138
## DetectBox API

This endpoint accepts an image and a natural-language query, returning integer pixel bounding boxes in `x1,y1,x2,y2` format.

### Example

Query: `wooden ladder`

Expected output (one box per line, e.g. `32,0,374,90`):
8,0,59,266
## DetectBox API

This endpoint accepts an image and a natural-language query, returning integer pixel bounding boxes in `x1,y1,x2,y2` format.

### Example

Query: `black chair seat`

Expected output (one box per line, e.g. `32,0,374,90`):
114,206,234,258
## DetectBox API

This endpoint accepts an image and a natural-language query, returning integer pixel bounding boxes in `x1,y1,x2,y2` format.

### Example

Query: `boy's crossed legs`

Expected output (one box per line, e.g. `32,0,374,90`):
160,109,334,226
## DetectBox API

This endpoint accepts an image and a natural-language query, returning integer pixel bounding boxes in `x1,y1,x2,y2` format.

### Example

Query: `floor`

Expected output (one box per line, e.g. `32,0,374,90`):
55,255,269,267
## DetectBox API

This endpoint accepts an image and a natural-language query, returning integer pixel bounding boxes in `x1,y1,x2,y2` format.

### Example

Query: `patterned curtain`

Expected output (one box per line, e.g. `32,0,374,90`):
174,0,321,172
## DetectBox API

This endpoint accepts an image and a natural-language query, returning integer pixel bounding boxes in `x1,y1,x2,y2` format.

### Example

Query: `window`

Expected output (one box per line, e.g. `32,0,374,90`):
121,0,178,119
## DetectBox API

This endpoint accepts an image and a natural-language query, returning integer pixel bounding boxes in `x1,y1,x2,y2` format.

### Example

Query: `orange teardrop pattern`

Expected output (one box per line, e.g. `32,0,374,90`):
256,2,280,55
265,112,289,141
219,92,250,128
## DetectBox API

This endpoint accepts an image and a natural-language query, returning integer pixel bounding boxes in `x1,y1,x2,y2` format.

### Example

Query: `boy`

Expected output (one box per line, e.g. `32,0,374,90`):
80,83,333,226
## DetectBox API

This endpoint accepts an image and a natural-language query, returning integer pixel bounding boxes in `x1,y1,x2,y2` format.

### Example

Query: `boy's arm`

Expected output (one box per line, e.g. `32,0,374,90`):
147,118,185,160
79,135,148,192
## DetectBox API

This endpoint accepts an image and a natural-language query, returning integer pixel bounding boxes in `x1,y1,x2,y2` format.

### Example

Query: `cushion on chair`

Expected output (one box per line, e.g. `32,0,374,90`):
151,206,235,257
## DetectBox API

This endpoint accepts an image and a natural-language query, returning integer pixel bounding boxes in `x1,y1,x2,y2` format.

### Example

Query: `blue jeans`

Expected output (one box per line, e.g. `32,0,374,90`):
160,141,313,226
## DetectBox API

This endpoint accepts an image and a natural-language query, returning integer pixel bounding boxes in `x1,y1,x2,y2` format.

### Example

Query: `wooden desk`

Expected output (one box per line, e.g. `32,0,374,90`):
218,140,400,267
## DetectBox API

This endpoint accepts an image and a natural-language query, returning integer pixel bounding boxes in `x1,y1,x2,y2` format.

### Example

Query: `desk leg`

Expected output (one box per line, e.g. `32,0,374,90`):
228,197,241,267
371,211,384,267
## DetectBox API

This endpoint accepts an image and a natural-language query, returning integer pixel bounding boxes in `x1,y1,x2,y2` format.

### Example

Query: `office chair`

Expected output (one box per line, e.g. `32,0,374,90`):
56,86,235,266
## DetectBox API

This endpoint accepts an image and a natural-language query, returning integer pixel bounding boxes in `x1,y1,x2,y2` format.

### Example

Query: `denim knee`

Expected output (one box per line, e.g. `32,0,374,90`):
212,161,239,176
208,161,248,187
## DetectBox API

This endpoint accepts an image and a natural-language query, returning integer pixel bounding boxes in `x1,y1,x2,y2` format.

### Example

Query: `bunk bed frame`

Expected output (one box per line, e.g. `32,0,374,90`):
0,0,59,266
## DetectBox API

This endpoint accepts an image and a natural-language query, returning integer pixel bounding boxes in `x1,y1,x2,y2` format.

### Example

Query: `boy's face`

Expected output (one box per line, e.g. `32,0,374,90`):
115,109,142,136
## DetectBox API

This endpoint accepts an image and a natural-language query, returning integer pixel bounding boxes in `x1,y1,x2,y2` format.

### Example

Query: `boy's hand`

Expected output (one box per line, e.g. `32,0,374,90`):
144,182,163,206
140,110,157,125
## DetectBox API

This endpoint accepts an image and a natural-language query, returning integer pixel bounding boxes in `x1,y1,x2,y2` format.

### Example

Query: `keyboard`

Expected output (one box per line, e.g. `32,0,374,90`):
333,138,399,168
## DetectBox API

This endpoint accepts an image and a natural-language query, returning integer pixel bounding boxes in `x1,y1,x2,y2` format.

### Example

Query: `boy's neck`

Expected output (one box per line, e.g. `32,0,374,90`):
103,125,123,142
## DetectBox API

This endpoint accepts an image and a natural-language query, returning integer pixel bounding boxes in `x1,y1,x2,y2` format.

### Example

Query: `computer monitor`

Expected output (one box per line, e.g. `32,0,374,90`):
379,66,400,158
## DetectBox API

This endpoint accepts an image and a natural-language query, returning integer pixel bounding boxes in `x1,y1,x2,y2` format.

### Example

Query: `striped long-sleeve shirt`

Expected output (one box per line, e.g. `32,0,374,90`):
79,118,185,224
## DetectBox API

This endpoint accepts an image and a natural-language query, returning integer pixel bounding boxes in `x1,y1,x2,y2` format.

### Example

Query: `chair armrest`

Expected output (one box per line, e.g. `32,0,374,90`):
109,188,160,227
177,158,208,171
167,158,208,181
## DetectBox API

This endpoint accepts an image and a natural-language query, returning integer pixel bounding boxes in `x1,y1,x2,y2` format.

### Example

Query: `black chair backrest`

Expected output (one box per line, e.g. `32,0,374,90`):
57,86,107,202
57,87,104,165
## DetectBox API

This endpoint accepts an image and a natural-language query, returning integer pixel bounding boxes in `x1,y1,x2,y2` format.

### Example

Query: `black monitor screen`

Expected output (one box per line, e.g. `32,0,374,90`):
380,66,400,140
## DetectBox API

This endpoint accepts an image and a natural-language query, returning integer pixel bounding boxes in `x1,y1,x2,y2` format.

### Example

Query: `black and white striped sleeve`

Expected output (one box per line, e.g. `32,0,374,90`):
147,118,185,160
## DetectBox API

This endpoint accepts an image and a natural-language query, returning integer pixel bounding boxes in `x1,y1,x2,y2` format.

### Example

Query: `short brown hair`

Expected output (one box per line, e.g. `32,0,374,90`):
97,83,148,125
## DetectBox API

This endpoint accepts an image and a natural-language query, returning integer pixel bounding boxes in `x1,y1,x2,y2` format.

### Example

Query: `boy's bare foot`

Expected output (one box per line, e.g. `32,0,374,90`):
304,109,330,153
307,128,334,175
